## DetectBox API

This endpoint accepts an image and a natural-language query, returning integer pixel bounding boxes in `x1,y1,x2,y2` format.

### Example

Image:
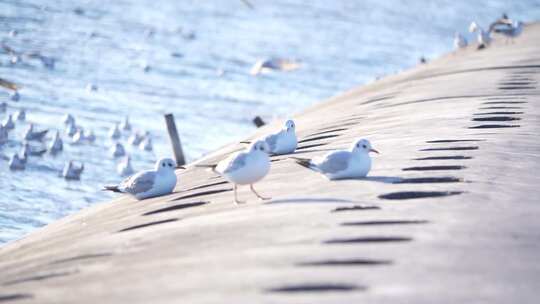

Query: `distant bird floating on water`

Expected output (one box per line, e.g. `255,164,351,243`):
0,125,8,144
48,130,63,154
109,123,121,139
0,102,7,113
292,138,379,180
24,123,48,141
21,143,47,160
14,108,25,121
2,114,15,130
110,142,126,157
198,140,271,204
121,116,131,131
9,153,25,170
117,155,134,177
10,91,20,102
104,157,177,200
139,137,153,151
62,161,84,180
128,131,145,146
63,114,75,126
65,122,77,137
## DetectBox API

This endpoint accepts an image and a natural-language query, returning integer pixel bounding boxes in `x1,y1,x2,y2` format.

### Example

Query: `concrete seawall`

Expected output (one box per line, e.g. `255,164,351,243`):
1,23,539,303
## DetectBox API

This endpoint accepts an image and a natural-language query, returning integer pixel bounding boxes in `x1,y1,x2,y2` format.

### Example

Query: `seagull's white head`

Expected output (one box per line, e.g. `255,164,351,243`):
155,157,176,172
250,140,270,154
351,138,379,155
285,119,296,132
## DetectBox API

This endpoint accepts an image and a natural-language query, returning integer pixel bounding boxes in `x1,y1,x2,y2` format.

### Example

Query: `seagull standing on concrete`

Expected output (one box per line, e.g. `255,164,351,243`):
24,124,48,141
198,140,271,204
292,138,379,180
469,22,491,48
262,119,297,155
454,33,468,49
104,158,177,200
493,20,523,43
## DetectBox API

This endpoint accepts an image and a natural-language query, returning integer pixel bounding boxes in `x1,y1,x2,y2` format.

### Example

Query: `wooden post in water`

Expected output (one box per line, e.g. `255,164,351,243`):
164,114,186,166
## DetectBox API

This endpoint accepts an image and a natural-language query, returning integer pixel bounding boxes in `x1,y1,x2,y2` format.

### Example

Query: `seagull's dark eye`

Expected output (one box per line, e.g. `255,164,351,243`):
162,163,166,167
362,144,367,148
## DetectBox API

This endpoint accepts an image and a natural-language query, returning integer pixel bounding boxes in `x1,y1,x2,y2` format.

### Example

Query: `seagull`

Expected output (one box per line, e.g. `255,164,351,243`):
71,129,85,144
48,130,63,154
104,157,177,200
85,129,96,143
262,119,298,155
469,22,491,48
65,121,77,137
0,102,6,113
0,124,8,144
493,20,523,43
117,155,134,176
14,108,25,121
139,137,153,151
24,123,48,141
2,114,15,130
453,32,468,49
62,161,84,180
292,138,379,180
10,91,20,102
121,116,131,131
128,131,145,146
110,142,126,157
21,143,47,161
63,113,75,125
109,123,121,139
8,153,25,170
197,140,271,204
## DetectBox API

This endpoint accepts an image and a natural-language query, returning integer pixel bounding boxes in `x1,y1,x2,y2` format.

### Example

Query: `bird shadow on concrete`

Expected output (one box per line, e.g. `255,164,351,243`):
265,197,355,204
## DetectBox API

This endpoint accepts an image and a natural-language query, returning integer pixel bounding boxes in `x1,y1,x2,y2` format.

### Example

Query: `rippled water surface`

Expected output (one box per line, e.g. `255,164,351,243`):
1,0,539,244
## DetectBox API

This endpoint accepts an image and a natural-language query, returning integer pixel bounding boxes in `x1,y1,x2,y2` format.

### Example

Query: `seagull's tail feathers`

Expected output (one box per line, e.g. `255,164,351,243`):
103,185,122,193
291,157,316,171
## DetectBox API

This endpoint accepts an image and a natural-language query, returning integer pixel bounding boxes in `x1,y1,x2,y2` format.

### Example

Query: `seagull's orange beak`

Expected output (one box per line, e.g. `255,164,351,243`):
369,148,380,154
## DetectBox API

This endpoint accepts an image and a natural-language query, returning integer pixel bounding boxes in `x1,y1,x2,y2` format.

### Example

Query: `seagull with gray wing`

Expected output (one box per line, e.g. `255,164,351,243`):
104,157,177,200
197,140,271,204
292,138,379,180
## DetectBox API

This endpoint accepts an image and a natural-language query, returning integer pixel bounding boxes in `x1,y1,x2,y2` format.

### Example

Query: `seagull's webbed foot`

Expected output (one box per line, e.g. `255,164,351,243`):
250,184,271,201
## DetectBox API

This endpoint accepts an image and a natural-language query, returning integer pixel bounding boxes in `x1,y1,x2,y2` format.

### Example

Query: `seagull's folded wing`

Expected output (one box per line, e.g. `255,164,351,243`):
219,152,248,175
121,170,155,194
315,151,351,174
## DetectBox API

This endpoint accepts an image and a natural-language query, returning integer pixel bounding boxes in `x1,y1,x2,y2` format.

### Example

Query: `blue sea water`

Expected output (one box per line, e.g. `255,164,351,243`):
1,0,539,244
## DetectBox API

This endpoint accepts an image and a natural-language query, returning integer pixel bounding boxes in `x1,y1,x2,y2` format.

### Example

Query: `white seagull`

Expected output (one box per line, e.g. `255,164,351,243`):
21,143,47,162
63,113,75,126
198,140,271,204
65,121,77,137
109,123,121,139
493,20,523,42
9,153,25,170
0,102,6,113
49,130,63,154
469,22,491,47
24,123,48,141
104,157,177,200
110,142,126,158
262,119,298,155
62,161,84,180
117,155,135,177
139,137,153,151
0,125,8,144
121,116,131,131
2,114,15,130
292,138,379,180
85,130,96,143
14,108,25,121
453,32,468,49
128,131,145,146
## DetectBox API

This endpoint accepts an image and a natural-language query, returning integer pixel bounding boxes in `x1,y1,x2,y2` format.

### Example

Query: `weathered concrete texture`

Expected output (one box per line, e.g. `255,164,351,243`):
1,24,540,304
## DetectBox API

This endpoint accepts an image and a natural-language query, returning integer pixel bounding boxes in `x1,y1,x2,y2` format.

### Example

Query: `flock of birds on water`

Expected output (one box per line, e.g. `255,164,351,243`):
1,98,154,180
453,14,523,50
